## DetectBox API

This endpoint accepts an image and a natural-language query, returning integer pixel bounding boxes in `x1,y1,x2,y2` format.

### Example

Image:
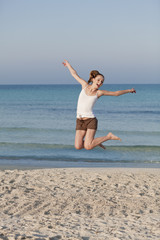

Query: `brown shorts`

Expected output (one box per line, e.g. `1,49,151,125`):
76,118,98,131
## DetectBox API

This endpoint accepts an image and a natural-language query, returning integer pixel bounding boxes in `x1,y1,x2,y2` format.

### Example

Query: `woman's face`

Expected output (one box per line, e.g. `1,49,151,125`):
93,75,104,89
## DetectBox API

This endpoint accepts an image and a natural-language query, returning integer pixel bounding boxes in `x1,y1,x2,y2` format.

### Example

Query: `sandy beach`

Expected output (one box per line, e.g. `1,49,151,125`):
0,168,160,240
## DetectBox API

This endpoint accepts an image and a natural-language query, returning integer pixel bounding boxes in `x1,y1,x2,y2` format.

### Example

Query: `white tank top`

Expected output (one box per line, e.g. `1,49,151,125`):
77,86,98,118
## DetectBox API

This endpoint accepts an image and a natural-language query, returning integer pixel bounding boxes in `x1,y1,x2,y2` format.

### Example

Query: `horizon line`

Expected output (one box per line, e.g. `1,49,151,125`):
0,83,160,86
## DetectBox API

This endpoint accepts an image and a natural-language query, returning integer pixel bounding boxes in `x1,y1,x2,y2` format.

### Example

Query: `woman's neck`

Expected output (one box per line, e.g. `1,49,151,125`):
88,84,98,92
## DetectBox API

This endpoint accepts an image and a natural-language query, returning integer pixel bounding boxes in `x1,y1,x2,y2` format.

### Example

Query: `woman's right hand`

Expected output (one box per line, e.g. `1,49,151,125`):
62,60,69,67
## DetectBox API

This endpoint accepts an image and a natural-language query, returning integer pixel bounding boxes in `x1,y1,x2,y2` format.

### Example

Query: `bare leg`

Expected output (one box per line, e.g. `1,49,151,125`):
75,130,107,150
84,130,121,150
75,130,86,150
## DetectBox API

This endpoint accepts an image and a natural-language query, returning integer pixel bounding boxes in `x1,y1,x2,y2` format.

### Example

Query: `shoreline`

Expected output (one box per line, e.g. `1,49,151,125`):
0,164,160,171
0,168,160,239
0,161,160,171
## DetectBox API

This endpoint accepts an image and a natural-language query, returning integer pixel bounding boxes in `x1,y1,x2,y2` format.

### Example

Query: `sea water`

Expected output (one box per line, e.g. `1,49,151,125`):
0,84,160,168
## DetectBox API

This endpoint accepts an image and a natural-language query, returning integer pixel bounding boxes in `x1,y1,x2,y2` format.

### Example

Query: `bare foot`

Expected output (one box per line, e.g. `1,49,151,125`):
99,143,106,150
107,132,122,141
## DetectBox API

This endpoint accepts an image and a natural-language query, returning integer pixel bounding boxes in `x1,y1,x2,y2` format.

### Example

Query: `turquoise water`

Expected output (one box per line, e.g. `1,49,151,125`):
0,84,160,168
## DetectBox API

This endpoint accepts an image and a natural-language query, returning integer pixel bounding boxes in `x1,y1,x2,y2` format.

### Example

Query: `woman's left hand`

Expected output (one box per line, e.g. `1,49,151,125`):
130,88,136,93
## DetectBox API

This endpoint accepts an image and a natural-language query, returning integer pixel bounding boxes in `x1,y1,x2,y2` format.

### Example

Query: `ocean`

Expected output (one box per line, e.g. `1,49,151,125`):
0,84,160,168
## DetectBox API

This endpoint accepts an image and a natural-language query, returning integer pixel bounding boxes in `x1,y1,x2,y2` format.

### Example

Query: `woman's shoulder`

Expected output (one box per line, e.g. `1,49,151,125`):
97,89,103,98
82,83,88,90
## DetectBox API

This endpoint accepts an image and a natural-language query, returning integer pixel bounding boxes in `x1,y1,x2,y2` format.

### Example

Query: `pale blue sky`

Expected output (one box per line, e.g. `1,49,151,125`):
0,0,160,84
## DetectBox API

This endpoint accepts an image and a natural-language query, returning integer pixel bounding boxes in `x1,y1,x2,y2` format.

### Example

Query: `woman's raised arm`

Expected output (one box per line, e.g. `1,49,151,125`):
63,60,87,88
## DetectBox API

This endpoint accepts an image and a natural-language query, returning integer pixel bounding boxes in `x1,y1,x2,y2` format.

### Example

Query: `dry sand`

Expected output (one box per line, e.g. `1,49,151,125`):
0,168,160,240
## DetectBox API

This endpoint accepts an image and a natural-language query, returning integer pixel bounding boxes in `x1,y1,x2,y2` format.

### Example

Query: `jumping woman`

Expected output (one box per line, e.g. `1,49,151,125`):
63,60,136,150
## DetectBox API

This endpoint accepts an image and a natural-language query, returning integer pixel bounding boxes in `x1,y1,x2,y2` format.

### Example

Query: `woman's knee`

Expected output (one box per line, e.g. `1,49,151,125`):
75,143,83,150
84,143,93,150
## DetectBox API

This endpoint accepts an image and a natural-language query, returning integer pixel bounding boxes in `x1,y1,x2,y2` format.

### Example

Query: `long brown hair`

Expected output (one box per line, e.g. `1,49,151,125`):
88,70,104,84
